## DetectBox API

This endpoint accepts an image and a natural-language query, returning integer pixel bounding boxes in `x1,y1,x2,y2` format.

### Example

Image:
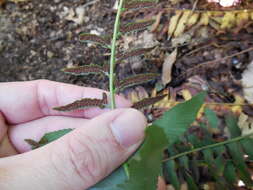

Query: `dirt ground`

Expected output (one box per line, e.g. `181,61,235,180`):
0,0,115,86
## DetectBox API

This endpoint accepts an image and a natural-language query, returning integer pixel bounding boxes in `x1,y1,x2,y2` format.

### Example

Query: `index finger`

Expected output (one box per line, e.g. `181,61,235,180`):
0,80,131,124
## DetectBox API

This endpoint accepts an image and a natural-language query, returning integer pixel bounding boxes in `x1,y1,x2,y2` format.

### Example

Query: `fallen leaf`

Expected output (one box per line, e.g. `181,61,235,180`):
162,48,177,86
65,6,85,25
221,12,236,29
238,113,253,136
174,10,191,37
242,60,253,103
168,11,182,37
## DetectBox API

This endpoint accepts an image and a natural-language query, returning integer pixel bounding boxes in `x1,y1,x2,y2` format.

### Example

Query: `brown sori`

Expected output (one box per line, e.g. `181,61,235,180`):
53,92,108,112
63,64,106,76
132,94,167,109
116,46,156,62
79,33,110,46
124,1,156,10
120,20,154,33
116,73,159,91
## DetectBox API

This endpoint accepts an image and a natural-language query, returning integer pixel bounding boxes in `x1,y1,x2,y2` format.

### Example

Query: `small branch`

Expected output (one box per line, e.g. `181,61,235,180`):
162,132,253,162
83,0,99,8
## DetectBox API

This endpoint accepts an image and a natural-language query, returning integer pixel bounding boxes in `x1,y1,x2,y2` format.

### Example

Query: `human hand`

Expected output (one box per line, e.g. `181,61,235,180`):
0,80,147,190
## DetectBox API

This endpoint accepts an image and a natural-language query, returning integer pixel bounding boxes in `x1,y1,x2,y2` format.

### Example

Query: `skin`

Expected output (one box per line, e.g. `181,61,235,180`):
0,80,147,190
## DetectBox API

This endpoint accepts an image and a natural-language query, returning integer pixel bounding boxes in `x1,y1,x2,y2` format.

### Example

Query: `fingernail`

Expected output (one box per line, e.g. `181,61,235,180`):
110,109,147,148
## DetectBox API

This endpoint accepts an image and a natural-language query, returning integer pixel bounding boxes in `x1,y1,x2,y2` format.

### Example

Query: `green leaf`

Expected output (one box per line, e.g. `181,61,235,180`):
89,166,127,190
38,129,73,146
165,160,180,190
185,172,198,190
205,108,218,129
241,138,253,159
118,125,168,190
227,142,253,187
224,161,237,185
154,92,206,144
225,114,241,138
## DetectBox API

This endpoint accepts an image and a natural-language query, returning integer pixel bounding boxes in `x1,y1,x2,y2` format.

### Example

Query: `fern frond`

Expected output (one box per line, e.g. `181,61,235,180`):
116,73,159,91
116,46,156,63
132,94,167,109
53,92,108,111
120,20,155,33
79,33,111,48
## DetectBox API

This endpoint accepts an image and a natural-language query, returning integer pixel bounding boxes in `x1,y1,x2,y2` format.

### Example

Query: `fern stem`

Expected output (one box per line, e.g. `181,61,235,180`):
109,0,130,179
163,132,253,162
109,0,124,109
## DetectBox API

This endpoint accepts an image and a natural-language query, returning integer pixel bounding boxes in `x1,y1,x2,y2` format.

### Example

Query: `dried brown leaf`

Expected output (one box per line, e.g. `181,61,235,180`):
162,49,177,86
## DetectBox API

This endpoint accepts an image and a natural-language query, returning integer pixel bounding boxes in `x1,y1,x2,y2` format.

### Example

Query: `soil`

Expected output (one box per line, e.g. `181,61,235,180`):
0,0,116,87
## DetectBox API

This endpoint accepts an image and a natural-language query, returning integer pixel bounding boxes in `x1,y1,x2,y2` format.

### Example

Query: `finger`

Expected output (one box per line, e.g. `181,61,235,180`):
0,108,147,190
0,80,132,124
9,116,88,153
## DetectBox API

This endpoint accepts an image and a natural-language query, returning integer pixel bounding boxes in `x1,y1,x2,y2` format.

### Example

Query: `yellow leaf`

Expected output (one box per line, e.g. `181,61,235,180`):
187,13,200,28
221,12,236,29
231,94,244,114
236,12,249,26
181,89,192,100
174,10,191,37
168,11,182,37
199,12,209,26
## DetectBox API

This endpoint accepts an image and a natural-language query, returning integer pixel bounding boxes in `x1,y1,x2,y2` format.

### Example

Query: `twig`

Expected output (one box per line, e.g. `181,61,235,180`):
83,0,99,8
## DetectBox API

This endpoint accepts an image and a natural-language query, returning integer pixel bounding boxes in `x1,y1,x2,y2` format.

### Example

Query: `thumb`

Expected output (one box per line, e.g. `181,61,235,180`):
0,108,147,190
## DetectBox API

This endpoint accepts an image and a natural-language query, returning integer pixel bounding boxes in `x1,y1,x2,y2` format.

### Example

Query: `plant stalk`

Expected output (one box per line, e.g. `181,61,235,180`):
163,132,253,162
109,0,130,178
109,0,124,109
